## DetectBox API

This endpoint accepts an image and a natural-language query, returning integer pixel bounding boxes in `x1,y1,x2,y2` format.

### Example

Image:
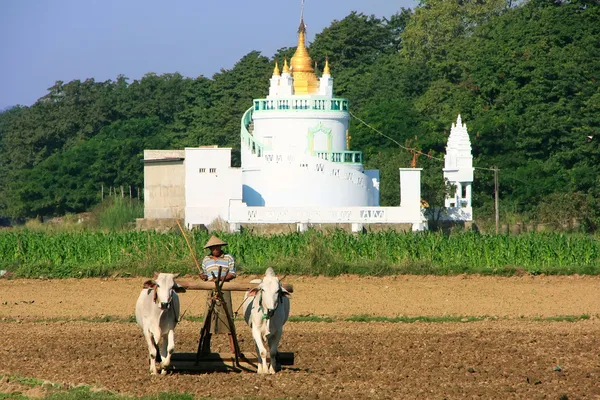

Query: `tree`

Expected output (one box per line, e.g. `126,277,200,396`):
9,118,169,218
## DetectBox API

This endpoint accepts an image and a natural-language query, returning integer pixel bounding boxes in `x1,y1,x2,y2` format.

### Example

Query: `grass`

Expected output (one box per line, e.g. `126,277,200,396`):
13,198,143,233
531,314,591,323
288,315,334,323
344,314,491,323
3,314,595,325
0,375,201,400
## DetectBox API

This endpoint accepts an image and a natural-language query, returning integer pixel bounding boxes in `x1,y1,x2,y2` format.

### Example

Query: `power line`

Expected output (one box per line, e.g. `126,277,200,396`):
349,109,497,172
349,110,444,162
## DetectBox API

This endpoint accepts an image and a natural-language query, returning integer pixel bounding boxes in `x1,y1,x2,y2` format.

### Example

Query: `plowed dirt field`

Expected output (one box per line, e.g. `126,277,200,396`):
2,275,600,399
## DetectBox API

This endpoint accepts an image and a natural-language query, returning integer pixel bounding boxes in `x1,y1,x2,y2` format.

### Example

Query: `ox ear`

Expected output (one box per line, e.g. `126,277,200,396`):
246,287,260,297
281,287,291,297
173,282,186,293
143,280,157,289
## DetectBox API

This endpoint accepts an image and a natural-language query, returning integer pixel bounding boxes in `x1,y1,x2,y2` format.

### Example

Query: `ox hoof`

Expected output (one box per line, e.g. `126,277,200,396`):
268,366,276,374
160,369,168,375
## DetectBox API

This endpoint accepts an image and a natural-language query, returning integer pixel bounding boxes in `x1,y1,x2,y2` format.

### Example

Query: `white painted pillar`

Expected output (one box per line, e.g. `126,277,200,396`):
297,223,308,232
466,183,472,207
229,222,241,233
399,168,422,214
351,223,363,233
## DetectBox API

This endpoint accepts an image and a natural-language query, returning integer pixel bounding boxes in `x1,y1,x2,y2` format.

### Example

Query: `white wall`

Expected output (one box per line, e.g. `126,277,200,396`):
184,147,242,226
253,111,349,154
364,170,380,207
242,151,371,207
399,168,422,216
229,206,426,225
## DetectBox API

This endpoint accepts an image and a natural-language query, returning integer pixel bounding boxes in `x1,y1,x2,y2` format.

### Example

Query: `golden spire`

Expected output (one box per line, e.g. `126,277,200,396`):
290,18,314,74
290,14,319,94
323,56,331,75
282,58,290,74
273,61,280,76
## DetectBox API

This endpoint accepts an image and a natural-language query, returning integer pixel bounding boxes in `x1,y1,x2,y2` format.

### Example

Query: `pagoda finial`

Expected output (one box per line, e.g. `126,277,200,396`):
282,58,290,74
290,0,318,94
323,56,331,75
273,61,280,76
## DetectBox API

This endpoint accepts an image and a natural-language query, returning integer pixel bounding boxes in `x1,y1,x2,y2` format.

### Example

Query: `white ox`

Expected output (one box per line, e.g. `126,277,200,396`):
243,268,291,374
135,272,184,375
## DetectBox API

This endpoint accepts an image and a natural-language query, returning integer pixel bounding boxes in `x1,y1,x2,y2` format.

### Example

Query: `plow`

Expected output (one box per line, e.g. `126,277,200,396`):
167,272,294,373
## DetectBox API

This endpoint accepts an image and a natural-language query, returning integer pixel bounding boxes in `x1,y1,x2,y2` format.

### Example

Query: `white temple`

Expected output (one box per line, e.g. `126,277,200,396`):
242,18,379,209
140,13,474,232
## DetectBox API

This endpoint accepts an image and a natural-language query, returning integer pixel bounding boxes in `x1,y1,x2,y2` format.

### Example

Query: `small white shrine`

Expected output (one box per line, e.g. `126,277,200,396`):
141,13,474,232
442,114,474,221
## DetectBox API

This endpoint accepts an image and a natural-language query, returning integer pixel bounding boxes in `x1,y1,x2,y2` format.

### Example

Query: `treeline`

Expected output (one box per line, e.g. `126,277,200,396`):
1,0,599,229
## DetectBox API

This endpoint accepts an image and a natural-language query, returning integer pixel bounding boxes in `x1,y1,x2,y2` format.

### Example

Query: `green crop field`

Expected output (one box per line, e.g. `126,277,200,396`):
1,230,600,278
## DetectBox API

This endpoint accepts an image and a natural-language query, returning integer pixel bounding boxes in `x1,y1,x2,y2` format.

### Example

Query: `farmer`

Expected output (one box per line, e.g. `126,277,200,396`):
200,235,236,352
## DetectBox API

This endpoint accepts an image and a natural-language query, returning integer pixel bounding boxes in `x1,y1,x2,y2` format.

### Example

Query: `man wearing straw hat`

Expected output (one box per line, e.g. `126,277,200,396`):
200,235,236,350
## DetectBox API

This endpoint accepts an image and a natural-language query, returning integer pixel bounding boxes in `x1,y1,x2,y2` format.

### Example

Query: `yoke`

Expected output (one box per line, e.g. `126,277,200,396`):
167,268,294,373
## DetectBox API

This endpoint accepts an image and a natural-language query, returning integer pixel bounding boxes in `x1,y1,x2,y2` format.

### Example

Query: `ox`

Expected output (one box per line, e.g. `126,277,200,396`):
135,272,184,375
243,268,291,374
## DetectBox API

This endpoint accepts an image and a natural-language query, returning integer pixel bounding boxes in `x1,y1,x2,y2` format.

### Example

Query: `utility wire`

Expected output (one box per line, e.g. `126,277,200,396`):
349,109,498,172
349,110,444,162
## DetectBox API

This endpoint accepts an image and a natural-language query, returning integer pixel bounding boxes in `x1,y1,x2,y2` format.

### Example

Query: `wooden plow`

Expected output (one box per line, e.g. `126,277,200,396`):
167,268,294,373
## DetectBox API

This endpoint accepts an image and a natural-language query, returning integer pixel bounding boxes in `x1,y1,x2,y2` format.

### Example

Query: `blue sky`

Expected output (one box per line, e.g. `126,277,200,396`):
0,0,417,109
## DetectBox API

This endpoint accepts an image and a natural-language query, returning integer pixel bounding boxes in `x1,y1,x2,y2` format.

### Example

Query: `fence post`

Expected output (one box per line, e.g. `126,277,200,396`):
494,166,499,235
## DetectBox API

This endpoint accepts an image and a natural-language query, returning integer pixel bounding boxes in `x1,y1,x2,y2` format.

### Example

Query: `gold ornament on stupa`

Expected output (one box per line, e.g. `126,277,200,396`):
323,56,331,75
273,61,280,76
290,18,318,95
282,58,290,74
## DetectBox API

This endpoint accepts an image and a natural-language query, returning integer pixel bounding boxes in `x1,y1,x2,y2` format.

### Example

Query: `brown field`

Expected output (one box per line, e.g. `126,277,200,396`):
2,275,600,399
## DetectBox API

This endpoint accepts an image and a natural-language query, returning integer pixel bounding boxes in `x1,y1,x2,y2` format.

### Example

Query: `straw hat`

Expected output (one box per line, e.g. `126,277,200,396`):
203,235,228,249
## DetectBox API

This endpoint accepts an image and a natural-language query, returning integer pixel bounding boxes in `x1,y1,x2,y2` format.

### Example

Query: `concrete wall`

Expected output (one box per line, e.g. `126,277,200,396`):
135,218,179,233
143,150,185,219
240,223,298,235
229,206,426,226
363,223,412,233
184,147,243,227
364,170,380,207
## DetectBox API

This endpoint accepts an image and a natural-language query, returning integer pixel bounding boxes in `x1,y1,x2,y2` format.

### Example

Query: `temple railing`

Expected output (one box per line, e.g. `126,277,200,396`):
313,151,362,164
240,107,268,157
241,107,362,165
253,98,349,112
